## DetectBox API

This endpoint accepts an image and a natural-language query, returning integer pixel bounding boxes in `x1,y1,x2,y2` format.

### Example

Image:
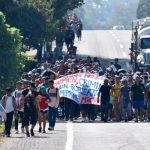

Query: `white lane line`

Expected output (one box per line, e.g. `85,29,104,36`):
65,123,74,150
120,44,124,49
117,39,120,42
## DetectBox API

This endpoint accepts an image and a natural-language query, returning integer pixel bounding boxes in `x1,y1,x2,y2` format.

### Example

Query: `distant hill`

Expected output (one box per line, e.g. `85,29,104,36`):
74,0,139,30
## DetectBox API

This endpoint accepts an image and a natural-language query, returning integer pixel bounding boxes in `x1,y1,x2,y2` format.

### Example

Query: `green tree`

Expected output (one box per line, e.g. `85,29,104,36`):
0,0,84,61
137,0,150,19
0,11,22,94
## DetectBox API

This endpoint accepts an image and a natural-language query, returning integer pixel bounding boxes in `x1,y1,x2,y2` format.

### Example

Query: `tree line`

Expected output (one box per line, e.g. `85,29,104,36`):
137,0,150,19
0,0,83,96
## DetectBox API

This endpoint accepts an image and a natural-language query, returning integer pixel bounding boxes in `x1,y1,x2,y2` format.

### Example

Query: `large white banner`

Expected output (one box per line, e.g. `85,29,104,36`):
54,73,105,105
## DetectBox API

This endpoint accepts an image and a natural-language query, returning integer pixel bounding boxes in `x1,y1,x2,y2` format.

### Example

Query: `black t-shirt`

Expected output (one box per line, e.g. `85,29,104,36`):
114,64,121,70
100,85,111,103
131,83,145,101
23,90,38,110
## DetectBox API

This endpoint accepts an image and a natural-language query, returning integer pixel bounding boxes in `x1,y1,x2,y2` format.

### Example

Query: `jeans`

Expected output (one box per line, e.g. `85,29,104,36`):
121,100,129,120
101,102,109,121
5,111,14,135
15,111,24,130
64,98,75,119
113,100,121,121
48,106,57,128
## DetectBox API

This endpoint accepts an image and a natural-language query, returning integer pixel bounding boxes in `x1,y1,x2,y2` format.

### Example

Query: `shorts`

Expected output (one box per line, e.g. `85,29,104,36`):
133,100,144,109
24,108,37,126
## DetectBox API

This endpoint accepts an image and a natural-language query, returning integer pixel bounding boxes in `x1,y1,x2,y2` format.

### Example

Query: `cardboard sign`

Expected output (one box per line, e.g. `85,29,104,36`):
54,73,105,105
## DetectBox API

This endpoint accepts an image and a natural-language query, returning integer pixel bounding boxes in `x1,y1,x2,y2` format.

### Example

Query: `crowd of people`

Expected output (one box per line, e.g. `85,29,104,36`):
1,14,150,139
43,13,83,63
1,45,150,138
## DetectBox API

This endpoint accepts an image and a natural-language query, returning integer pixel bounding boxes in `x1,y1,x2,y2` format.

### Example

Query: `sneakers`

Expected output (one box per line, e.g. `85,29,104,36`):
70,118,73,121
6,134,10,137
39,127,42,133
15,128,25,134
81,117,87,122
43,130,46,133
48,127,54,131
26,131,30,137
15,130,19,134
30,129,34,136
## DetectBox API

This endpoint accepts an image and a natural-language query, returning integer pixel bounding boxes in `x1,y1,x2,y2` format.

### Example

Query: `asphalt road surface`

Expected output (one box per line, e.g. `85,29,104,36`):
75,30,132,70
1,30,149,150
26,30,132,70
1,121,150,150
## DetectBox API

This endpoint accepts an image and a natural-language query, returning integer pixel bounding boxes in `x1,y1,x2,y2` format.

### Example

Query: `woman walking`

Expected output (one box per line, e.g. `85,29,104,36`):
38,86,49,133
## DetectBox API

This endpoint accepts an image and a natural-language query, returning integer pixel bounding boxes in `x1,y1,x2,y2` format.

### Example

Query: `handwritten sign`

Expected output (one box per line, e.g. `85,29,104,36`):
54,73,105,105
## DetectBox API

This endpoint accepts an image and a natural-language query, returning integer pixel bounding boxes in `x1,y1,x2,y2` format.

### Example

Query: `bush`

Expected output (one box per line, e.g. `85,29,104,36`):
18,52,37,74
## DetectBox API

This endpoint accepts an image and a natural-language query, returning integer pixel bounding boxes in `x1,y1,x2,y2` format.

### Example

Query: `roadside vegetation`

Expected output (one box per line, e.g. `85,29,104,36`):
0,0,83,96
137,0,150,19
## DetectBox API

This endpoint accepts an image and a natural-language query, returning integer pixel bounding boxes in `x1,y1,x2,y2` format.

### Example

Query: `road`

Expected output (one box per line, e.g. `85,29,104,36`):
1,121,150,150
75,30,132,70
26,30,132,70
2,30,150,150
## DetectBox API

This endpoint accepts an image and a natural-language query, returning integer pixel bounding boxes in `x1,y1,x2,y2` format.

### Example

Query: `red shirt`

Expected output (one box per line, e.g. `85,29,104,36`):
39,94,49,110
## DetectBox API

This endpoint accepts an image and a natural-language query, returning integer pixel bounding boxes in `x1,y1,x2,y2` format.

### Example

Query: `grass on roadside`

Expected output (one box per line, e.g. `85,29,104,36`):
0,124,4,140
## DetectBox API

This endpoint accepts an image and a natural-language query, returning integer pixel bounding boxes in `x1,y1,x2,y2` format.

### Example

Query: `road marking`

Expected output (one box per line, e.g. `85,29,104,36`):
65,123,74,150
120,44,124,49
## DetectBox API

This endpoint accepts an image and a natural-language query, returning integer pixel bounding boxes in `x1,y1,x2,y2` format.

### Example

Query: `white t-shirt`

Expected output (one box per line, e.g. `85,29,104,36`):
13,90,23,111
5,96,14,113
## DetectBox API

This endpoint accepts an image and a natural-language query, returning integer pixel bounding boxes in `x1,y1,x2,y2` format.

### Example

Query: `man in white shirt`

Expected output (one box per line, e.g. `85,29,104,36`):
1,87,16,137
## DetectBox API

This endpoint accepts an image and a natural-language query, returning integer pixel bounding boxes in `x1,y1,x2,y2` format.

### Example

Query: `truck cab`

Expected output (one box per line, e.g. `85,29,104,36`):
130,17,150,71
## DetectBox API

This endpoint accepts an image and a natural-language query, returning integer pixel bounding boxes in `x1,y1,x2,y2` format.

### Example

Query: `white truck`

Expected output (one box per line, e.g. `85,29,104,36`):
130,17,150,71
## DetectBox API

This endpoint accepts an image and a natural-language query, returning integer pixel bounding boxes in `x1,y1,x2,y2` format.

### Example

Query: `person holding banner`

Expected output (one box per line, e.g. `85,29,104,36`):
98,78,111,122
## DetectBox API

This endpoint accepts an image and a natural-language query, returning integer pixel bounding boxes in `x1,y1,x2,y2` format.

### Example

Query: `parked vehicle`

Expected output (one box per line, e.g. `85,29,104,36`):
112,25,125,30
130,17,150,71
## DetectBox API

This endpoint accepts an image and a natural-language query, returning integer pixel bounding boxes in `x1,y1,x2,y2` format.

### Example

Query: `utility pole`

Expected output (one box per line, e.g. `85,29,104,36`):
130,21,139,72
134,26,138,72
